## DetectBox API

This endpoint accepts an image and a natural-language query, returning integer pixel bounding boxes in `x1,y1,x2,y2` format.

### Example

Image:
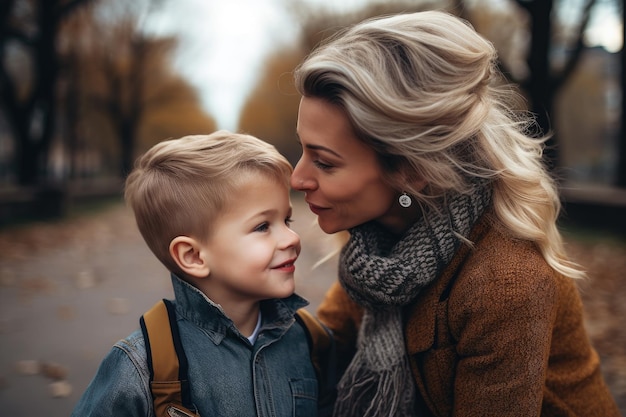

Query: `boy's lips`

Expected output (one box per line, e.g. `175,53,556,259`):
272,257,297,271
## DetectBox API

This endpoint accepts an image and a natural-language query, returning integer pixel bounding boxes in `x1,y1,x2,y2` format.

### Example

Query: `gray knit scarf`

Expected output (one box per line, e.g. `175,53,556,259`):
334,181,492,417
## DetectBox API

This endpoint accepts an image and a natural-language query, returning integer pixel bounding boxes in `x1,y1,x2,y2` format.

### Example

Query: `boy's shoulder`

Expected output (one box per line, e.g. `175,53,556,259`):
114,329,146,354
113,329,151,378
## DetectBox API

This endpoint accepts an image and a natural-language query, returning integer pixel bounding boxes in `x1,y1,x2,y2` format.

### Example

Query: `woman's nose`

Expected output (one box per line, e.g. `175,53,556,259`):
290,159,314,191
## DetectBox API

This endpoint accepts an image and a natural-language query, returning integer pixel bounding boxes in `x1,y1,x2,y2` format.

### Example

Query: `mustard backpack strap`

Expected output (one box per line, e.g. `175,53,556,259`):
295,308,337,416
140,299,200,417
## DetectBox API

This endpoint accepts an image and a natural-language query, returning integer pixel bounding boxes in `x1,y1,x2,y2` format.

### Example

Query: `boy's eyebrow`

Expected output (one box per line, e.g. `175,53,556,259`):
252,205,293,219
295,132,343,159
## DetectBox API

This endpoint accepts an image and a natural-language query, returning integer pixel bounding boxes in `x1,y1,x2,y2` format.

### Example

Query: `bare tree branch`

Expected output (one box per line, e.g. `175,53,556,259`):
552,0,597,91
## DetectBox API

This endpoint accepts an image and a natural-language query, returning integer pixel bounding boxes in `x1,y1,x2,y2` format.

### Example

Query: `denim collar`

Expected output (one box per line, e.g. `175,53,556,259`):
170,273,309,345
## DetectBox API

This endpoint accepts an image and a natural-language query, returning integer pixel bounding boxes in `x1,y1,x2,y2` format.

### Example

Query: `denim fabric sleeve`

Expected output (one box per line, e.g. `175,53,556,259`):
70,334,152,417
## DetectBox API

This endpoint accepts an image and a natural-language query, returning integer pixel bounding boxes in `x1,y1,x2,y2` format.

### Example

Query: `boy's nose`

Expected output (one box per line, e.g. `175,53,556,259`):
283,227,301,254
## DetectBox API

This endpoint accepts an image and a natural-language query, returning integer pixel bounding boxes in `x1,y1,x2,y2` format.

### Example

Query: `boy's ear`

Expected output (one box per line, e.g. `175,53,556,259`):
169,236,210,278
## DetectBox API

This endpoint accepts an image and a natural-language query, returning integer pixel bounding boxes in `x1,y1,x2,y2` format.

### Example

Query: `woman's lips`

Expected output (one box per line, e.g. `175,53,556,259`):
307,202,328,216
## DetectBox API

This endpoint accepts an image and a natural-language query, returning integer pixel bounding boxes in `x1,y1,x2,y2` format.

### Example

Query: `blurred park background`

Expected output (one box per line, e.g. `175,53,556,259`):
0,0,624,416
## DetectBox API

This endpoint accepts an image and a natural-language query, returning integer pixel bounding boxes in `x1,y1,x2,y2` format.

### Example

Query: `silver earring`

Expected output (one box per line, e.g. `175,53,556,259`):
398,192,412,208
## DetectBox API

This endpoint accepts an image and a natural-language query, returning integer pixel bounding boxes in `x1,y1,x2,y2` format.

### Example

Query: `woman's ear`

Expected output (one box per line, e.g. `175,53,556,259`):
394,165,427,193
411,176,428,193
169,236,210,278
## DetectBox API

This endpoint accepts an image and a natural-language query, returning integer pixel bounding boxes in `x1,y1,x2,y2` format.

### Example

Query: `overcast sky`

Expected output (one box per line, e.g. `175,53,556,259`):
143,0,623,131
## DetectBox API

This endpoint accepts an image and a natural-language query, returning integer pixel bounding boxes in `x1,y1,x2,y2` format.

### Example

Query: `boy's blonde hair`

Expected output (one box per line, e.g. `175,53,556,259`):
124,130,293,275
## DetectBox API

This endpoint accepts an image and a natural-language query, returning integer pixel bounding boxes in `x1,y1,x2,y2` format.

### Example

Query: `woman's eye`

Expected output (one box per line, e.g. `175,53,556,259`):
285,217,294,227
313,160,333,170
254,222,269,232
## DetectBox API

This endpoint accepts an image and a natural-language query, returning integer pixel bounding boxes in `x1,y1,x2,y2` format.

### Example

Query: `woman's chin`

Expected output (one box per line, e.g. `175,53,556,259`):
317,219,340,235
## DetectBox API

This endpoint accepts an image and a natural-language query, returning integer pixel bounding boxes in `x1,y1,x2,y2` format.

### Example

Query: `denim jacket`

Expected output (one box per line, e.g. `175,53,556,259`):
71,274,318,417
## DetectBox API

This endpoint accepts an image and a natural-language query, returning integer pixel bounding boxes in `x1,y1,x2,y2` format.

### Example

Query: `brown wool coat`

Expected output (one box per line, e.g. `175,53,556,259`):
317,216,620,417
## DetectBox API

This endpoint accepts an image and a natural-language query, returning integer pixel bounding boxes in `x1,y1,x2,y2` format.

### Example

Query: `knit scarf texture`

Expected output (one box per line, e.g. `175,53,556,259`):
334,182,492,417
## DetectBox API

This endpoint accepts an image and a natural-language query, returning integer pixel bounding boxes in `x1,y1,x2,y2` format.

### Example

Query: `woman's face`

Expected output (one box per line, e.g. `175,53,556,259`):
291,96,412,234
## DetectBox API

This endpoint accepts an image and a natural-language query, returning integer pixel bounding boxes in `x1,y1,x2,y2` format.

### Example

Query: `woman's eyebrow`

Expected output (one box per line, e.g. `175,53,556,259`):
295,133,343,159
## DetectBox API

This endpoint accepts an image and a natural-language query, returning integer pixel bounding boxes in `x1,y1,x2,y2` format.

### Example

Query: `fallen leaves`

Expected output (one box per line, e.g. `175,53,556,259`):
15,360,72,398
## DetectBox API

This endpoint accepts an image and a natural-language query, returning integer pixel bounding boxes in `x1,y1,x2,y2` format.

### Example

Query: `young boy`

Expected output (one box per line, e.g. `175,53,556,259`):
71,131,320,416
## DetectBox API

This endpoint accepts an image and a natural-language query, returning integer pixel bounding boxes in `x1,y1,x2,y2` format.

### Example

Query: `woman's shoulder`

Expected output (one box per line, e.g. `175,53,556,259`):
452,223,560,306
471,221,555,278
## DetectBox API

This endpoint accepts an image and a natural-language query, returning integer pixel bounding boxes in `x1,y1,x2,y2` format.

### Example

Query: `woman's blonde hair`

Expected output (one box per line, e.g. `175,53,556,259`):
294,10,584,279
124,130,293,275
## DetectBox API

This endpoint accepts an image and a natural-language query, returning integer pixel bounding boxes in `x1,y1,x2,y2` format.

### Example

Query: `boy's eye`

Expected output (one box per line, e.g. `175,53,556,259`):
254,222,269,232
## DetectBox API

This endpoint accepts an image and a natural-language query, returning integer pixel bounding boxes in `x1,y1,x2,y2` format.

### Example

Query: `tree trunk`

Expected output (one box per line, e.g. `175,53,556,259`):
119,119,136,178
525,0,558,172
617,4,626,187
14,116,39,185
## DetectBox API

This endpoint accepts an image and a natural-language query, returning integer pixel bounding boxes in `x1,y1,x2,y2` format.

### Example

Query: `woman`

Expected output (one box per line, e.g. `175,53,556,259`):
290,10,619,417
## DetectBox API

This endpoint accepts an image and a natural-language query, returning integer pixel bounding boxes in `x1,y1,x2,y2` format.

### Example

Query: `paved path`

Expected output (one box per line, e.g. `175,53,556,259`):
0,195,337,417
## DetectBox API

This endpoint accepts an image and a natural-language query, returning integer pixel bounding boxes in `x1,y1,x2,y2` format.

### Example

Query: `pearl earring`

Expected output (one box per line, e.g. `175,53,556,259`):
398,192,412,208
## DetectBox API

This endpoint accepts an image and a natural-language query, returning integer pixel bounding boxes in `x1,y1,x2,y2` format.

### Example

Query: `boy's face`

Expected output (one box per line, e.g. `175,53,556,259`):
200,175,301,307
